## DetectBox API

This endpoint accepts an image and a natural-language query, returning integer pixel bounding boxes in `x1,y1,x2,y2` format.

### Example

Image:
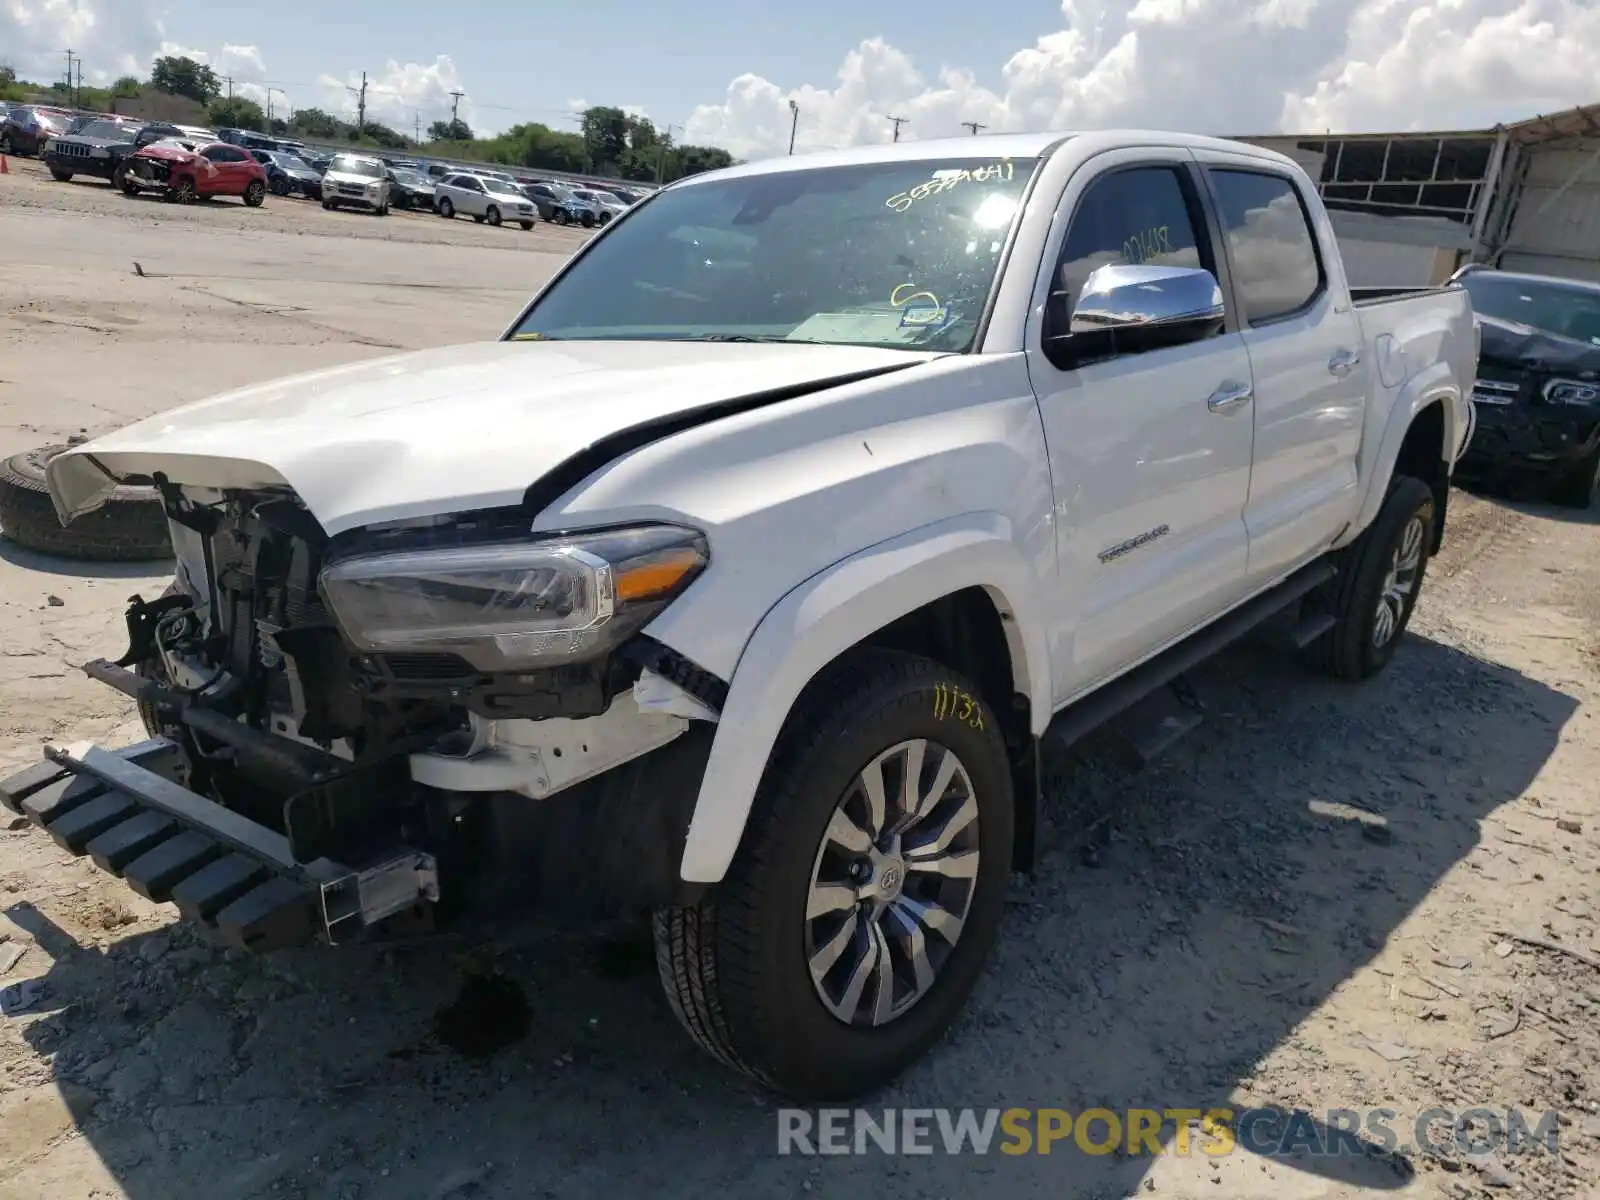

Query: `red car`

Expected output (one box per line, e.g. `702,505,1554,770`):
0,106,71,156
120,140,268,206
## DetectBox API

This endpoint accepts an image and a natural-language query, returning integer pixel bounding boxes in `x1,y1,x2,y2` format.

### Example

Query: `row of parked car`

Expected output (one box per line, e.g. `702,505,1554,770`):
5,103,656,229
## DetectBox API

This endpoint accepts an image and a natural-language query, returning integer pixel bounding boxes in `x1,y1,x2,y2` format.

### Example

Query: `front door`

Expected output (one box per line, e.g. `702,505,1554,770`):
1025,152,1257,699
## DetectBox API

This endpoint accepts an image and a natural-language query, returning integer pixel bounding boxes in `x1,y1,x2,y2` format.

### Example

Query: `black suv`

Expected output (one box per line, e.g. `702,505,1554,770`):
43,118,188,186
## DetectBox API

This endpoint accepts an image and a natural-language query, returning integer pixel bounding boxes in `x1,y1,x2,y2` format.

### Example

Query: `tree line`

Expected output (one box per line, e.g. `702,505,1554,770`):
1,56,735,182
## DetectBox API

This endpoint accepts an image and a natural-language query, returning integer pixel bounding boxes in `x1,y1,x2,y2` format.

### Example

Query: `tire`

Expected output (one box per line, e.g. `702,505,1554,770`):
49,168,73,182
172,177,197,204
0,134,11,154
485,205,502,227
519,221,534,231
116,166,139,197
243,180,266,208
1549,444,1600,510
270,177,290,196
599,212,612,225
556,210,571,226
581,212,596,228
0,444,172,562
653,649,1014,1100
323,199,336,210
1302,475,1436,681
376,201,389,217
438,197,455,219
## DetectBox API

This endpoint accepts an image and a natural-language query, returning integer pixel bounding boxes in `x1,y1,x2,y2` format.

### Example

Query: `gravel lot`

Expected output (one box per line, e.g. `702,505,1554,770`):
1,158,1598,1200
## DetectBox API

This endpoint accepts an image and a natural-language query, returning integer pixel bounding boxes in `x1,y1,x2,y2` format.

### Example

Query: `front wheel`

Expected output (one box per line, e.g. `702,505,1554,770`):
49,167,73,182
1302,475,1436,681
270,177,290,196
654,650,1013,1100
171,177,197,204
438,197,454,219
519,220,534,230
485,205,502,227
243,180,266,208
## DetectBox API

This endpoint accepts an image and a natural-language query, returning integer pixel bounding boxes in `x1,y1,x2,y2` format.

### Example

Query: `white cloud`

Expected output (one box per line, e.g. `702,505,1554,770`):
685,0,1600,158
319,57,475,135
0,0,167,81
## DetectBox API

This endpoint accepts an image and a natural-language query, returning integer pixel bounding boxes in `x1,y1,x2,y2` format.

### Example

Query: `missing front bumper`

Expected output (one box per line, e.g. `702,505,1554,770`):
0,739,437,952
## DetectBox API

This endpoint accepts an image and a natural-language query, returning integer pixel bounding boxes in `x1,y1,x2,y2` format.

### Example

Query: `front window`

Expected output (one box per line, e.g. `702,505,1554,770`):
329,155,384,179
510,156,1039,352
1460,273,1600,347
276,154,312,172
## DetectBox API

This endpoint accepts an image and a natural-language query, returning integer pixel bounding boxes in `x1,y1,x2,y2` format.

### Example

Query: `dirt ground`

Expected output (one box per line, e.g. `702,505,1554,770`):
1,160,1598,1200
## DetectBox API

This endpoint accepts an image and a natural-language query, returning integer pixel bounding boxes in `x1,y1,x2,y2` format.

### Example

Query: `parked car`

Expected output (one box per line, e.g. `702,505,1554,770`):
433,172,536,228
44,118,191,186
1449,265,1600,507
0,106,71,156
320,153,391,214
570,187,629,224
120,140,269,206
13,131,1477,1103
250,149,324,199
386,167,436,210
523,180,600,226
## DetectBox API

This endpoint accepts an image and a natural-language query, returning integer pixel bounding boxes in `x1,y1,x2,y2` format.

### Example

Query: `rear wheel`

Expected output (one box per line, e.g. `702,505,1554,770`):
438,197,455,219
485,205,502,227
270,176,290,196
243,180,266,208
654,650,1013,1100
1550,444,1600,510
1302,475,1436,681
556,209,571,225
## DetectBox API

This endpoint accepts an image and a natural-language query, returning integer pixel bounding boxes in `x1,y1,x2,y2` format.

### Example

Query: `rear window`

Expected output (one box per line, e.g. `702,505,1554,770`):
1208,170,1324,323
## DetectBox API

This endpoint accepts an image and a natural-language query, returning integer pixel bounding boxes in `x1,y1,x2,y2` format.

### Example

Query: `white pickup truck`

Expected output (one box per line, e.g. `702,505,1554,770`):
6,130,1476,1101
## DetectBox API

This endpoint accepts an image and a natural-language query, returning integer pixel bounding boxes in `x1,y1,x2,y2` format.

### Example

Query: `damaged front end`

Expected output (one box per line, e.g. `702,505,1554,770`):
2,482,726,952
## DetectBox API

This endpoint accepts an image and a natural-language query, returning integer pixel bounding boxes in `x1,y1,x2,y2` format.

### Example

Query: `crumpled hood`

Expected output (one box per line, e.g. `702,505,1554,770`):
1477,314,1600,377
47,339,934,536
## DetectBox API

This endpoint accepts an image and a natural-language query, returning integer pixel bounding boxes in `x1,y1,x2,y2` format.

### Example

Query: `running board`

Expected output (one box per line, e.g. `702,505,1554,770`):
1045,559,1336,753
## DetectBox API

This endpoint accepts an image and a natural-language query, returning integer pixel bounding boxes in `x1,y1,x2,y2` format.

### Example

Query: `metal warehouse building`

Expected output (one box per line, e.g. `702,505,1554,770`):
1241,101,1600,287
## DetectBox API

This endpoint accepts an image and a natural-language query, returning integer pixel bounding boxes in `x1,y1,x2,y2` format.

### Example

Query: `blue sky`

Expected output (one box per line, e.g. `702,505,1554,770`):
4,1,1600,158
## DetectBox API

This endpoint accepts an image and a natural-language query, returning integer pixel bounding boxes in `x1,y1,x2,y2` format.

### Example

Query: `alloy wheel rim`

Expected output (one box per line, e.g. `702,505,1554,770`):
804,738,980,1028
1373,514,1425,649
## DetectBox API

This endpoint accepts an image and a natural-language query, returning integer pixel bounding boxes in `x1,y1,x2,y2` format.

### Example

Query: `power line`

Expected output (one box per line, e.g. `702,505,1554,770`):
961,121,987,135
886,114,910,142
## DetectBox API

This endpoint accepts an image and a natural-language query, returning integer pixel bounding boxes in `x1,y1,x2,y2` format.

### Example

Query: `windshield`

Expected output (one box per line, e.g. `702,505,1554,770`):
273,153,312,172
329,155,384,179
392,169,428,185
1462,273,1600,347
74,119,130,139
511,156,1037,352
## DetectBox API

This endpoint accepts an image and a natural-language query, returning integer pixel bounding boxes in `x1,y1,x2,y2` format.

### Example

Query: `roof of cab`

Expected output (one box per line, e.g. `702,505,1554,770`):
669,128,1302,187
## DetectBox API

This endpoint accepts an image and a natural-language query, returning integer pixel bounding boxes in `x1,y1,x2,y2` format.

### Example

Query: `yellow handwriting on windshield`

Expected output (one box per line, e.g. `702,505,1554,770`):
886,161,1015,214
1122,225,1175,264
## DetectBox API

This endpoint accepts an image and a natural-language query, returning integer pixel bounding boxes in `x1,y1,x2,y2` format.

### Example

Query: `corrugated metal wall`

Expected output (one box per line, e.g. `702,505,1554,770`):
1497,143,1600,283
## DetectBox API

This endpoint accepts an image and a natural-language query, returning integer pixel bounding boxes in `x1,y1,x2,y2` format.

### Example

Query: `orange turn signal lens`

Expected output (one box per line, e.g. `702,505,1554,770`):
615,549,704,602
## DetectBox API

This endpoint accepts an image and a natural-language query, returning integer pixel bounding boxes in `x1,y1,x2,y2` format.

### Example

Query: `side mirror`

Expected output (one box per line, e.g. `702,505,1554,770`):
1047,264,1225,363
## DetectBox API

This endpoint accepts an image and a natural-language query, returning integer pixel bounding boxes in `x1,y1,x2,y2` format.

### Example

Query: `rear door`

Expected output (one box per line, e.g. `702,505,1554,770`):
1192,152,1369,583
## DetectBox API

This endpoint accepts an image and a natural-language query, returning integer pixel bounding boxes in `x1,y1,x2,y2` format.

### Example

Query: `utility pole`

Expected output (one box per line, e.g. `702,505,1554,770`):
347,72,368,135
961,121,987,136
887,114,909,142
414,111,422,144
73,58,83,108
267,88,286,124
449,89,464,124
655,122,680,185
787,99,800,155
63,49,75,104
223,76,234,101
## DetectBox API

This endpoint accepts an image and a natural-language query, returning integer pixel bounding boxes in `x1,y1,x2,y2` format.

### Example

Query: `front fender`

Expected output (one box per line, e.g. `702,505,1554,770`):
1351,361,1463,539
673,511,1052,884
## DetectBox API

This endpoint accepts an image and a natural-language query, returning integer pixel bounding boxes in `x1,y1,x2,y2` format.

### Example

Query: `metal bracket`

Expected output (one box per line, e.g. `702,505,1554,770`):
319,851,441,943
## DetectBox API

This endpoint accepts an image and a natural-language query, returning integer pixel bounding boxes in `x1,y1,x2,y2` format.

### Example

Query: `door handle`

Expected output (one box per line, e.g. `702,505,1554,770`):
1207,380,1253,413
1328,348,1362,377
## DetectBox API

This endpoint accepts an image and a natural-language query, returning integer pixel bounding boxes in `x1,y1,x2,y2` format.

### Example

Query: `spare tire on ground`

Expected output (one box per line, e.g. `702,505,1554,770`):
0,444,172,562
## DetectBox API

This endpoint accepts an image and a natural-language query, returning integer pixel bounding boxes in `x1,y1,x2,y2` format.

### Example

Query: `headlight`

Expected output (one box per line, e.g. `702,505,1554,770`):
318,524,709,672
1543,378,1600,407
